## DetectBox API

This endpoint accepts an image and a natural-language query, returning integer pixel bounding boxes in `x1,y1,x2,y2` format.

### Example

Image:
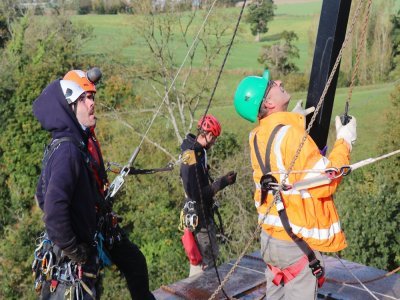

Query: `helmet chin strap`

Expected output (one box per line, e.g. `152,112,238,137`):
203,132,215,149
71,102,78,115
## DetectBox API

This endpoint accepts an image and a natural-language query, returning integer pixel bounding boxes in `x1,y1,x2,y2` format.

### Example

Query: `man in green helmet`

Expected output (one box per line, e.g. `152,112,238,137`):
234,70,357,299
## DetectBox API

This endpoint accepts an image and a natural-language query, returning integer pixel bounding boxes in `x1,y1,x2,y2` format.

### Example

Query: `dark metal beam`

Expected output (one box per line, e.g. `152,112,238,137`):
305,0,352,149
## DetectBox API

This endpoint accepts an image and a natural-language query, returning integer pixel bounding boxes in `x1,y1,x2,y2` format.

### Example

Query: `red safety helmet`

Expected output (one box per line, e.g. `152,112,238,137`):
197,114,221,137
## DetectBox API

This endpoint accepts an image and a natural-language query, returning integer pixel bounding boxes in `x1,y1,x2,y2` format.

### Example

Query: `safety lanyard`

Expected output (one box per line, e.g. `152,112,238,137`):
253,124,325,286
253,125,284,175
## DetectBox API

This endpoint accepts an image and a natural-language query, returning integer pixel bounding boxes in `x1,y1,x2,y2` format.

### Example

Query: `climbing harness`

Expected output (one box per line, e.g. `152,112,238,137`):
253,124,326,287
267,255,310,286
31,233,97,299
34,135,116,286
181,200,199,232
40,137,86,196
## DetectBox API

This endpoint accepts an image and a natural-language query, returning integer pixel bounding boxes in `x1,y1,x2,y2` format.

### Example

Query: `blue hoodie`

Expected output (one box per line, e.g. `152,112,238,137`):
33,79,98,250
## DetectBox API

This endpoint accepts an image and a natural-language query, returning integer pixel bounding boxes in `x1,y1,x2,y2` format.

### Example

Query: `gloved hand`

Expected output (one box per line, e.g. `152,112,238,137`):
335,115,357,151
223,171,237,185
62,243,90,264
291,100,315,116
212,171,237,194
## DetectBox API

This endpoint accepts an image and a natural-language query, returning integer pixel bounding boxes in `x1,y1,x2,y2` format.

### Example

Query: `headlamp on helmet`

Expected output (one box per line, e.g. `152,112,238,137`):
63,67,102,93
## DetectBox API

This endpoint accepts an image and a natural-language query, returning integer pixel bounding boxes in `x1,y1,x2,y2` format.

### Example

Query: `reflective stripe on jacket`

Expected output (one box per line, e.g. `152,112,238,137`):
249,112,350,252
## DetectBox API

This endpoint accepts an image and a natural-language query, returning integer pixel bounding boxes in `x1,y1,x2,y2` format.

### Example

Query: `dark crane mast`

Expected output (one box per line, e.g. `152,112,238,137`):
306,0,353,149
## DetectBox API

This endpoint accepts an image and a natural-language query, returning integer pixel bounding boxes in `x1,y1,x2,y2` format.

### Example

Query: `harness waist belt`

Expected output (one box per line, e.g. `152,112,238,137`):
268,255,325,287
268,255,308,286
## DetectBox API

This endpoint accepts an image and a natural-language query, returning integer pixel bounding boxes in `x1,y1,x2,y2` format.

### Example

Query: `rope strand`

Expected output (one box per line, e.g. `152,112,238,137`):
138,0,219,149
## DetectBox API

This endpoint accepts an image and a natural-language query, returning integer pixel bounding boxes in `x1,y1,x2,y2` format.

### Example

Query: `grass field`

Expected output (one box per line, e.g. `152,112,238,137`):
76,0,397,166
75,1,323,71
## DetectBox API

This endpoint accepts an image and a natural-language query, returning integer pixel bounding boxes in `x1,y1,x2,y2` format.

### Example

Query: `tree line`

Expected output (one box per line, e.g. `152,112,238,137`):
0,1,399,298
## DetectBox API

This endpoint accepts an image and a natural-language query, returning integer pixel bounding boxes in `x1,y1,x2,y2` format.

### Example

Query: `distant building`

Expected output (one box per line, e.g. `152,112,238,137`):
152,0,202,11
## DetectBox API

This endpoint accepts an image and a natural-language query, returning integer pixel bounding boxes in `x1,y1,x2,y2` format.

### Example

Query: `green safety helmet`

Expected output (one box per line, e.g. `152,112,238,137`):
234,70,270,123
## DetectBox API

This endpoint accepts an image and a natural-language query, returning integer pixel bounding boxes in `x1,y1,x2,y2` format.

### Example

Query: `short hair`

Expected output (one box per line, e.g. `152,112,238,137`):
258,95,270,119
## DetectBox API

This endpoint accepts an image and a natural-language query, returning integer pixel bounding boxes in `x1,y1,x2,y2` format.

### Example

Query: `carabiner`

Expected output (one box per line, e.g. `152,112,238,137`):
340,165,352,176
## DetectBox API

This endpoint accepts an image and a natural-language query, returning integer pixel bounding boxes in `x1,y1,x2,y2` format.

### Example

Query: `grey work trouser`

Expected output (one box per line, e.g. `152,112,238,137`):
195,222,219,270
260,231,323,300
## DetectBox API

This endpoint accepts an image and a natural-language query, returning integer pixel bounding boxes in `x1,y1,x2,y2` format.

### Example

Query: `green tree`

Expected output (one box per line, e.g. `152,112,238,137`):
132,3,233,148
336,83,400,270
246,0,275,42
390,9,400,79
258,30,299,75
0,15,10,48
0,11,94,298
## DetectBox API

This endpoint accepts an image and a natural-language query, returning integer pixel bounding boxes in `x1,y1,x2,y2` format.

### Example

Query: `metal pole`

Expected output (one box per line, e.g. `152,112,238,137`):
305,0,352,149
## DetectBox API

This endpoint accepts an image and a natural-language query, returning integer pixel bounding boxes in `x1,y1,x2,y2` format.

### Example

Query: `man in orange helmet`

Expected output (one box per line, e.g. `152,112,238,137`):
65,68,155,300
180,114,237,276
33,68,155,299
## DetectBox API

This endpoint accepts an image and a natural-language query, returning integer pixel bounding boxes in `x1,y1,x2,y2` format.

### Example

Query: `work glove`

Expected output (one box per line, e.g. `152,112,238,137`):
335,115,357,151
62,243,90,264
291,100,315,116
212,171,237,194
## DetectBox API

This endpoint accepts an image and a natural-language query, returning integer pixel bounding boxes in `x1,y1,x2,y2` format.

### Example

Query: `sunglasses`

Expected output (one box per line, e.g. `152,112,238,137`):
264,80,285,99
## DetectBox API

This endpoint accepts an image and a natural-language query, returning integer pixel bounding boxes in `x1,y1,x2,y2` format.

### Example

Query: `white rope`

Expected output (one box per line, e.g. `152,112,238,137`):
350,149,400,171
138,0,219,149
268,149,400,175
335,255,380,300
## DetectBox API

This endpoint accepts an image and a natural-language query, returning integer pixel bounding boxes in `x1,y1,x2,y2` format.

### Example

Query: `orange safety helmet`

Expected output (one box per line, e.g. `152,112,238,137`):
197,114,222,137
63,68,100,93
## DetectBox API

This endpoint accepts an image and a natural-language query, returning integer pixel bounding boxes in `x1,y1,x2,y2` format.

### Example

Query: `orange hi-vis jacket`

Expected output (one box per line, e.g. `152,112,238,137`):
249,112,350,252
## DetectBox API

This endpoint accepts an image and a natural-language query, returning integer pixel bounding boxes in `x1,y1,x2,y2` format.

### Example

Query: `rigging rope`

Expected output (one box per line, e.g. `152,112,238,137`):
208,0,369,298
335,254,380,300
327,265,400,285
268,149,400,176
194,1,248,298
137,0,219,149
199,0,247,123
345,0,372,109
342,0,372,121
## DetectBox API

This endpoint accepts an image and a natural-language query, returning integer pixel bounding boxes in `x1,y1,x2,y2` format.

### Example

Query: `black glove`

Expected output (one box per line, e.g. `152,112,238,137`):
212,171,237,194
62,243,90,264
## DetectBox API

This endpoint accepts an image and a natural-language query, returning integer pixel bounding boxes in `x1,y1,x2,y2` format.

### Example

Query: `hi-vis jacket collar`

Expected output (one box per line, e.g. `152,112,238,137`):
259,111,306,129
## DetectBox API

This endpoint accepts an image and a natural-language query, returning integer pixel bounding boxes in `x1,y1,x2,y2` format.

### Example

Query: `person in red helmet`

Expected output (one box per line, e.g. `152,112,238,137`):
179,114,237,276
